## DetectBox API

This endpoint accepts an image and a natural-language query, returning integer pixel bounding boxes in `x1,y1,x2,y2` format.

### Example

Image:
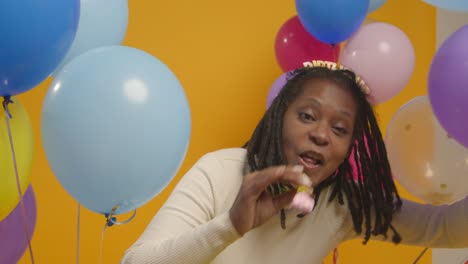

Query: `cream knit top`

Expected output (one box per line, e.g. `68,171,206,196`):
121,148,468,264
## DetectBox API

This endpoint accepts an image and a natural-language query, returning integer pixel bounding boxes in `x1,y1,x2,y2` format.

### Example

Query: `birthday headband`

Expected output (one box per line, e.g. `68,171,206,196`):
302,60,371,95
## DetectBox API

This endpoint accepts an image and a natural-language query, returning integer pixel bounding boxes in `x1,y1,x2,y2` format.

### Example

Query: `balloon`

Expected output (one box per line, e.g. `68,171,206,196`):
295,0,369,44
54,0,128,74
428,25,468,148
341,22,415,104
423,0,468,12
41,46,191,215
275,16,340,72
266,73,288,108
369,0,387,12
0,185,37,264
0,0,80,96
386,96,468,205
0,98,34,221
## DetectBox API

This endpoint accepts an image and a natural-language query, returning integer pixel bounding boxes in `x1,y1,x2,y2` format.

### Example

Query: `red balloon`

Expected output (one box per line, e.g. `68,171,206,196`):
275,16,340,72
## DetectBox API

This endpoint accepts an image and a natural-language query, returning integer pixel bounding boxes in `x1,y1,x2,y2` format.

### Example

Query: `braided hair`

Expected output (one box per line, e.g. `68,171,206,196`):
243,65,403,244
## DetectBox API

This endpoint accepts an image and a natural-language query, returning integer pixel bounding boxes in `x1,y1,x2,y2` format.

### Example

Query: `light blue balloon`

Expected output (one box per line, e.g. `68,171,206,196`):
369,0,387,12
423,0,468,12
54,0,128,74
41,46,191,215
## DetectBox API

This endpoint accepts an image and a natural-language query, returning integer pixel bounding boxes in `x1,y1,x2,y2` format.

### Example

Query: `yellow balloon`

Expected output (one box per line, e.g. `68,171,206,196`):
0,97,34,221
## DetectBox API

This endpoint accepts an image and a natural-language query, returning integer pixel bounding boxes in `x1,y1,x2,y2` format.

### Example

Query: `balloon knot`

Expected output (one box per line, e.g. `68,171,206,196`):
104,205,119,227
105,215,117,227
103,205,137,227
2,96,13,118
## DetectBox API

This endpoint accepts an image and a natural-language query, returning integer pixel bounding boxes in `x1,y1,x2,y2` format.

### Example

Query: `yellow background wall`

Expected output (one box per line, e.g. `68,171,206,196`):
17,0,436,263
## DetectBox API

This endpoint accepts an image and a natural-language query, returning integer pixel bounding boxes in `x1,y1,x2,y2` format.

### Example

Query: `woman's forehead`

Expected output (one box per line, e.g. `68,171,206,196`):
295,79,357,107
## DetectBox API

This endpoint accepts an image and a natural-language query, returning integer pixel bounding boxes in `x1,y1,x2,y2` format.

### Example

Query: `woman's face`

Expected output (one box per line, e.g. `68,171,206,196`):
282,78,358,187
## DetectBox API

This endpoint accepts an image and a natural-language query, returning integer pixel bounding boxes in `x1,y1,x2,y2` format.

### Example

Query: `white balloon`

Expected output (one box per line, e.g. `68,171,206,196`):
386,96,468,205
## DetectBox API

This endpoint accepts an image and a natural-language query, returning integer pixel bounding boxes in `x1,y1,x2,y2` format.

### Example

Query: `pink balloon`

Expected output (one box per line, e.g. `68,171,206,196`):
275,16,340,72
341,22,415,104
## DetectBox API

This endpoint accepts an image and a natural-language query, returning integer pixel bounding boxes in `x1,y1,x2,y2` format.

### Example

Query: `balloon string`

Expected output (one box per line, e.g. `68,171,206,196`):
76,203,81,264
99,205,137,263
99,223,108,264
412,247,428,263
2,96,35,264
332,247,338,264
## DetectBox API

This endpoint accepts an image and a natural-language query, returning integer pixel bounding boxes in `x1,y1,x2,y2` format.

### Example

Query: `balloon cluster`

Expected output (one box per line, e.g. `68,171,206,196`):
269,0,415,107
385,2,468,206
268,0,412,186
1,0,191,260
268,1,468,206
386,23,468,205
1,0,79,261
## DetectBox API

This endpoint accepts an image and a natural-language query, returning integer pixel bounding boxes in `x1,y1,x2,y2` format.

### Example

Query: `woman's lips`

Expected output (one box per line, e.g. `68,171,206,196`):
299,156,321,170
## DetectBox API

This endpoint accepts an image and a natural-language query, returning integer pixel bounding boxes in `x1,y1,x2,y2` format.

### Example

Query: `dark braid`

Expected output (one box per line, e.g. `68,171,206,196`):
244,66,402,244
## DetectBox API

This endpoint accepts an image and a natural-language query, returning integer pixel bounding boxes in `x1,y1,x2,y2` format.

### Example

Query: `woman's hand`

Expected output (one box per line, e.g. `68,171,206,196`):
229,165,311,235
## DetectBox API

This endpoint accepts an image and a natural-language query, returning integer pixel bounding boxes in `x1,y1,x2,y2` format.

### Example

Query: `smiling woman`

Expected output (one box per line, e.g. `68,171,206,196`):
244,62,401,244
120,61,468,264
282,78,357,184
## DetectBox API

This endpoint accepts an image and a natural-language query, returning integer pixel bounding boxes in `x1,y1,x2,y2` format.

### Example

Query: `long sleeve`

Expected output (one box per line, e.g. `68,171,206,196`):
344,196,468,247
388,196,468,247
120,153,241,264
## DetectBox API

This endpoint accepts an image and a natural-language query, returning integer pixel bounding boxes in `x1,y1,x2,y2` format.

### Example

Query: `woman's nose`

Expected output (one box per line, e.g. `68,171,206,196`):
308,123,329,146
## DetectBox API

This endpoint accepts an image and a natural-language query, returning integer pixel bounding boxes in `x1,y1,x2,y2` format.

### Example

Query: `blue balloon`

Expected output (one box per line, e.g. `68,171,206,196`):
369,0,387,12
54,0,129,74
41,46,192,215
0,0,80,96
295,0,370,44
423,0,468,12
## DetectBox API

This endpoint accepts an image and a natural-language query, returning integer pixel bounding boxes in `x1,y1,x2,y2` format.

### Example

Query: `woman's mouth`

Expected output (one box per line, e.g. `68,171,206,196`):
299,152,324,170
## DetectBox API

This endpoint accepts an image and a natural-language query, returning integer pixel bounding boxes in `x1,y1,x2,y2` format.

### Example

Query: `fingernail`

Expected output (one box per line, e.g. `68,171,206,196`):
293,165,303,172
301,173,312,187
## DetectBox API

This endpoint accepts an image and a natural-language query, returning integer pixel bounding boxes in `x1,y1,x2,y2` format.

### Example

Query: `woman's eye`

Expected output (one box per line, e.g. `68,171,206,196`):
333,127,348,135
299,112,315,122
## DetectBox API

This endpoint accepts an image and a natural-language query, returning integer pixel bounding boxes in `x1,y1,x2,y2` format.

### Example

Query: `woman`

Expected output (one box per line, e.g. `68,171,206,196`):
121,61,468,264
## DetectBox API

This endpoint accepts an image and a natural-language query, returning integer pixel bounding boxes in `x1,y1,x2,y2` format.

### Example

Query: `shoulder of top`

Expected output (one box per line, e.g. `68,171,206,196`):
202,148,247,163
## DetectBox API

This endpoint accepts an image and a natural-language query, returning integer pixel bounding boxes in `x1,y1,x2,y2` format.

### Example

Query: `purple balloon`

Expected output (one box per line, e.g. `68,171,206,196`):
0,186,37,264
429,25,468,148
266,72,288,108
